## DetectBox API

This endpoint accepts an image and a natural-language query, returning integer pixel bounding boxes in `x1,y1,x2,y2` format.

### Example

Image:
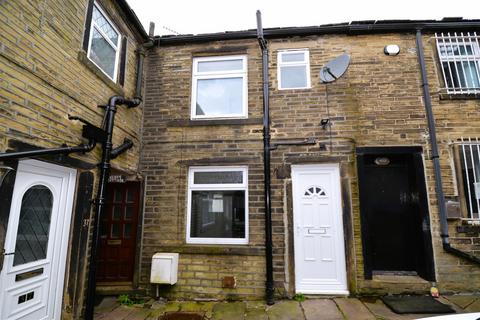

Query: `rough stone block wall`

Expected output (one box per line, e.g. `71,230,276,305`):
142,31,480,300
0,0,144,318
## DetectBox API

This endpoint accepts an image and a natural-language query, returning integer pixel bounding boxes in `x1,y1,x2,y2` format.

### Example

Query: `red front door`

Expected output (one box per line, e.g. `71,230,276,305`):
97,182,140,282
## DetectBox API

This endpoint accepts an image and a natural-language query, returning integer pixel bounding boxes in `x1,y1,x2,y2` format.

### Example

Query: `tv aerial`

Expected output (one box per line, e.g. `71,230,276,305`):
319,53,350,83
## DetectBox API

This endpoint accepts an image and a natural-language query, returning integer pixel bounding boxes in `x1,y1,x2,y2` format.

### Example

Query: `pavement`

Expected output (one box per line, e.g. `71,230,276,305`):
94,295,480,320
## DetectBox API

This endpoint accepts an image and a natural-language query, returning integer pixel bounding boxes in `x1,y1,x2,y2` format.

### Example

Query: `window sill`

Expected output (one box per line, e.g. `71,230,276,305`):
77,51,124,95
439,93,480,100
278,86,312,91
155,245,265,256
167,118,262,127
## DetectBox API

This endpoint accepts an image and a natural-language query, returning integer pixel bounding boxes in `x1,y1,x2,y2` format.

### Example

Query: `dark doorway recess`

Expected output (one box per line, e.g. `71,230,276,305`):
357,147,435,281
97,181,141,283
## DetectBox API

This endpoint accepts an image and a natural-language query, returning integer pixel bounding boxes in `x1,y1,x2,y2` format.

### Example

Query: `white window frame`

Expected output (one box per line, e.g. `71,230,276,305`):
87,2,122,81
277,49,311,90
186,166,249,245
435,32,480,94
191,55,248,120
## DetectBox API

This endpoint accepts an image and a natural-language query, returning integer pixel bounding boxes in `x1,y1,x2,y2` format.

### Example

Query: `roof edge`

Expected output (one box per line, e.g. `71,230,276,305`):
117,0,149,41
154,19,480,45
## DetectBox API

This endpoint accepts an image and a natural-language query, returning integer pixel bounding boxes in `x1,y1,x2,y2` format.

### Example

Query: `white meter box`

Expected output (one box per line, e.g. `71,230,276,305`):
150,253,179,285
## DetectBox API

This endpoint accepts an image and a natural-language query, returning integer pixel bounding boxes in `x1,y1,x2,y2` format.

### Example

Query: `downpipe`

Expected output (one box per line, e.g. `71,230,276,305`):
84,95,140,320
416,29,480,266
257,10,275,306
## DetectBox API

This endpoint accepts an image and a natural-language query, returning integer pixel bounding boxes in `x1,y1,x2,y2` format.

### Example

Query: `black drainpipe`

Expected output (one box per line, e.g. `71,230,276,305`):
256,10,275,305
84,95,141,320
416,29,480,265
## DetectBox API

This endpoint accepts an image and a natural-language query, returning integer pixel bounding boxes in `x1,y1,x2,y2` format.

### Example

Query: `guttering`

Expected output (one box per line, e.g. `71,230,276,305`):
0,140,96,160
154,19,480,45
257,10,275,306
415,29,480,266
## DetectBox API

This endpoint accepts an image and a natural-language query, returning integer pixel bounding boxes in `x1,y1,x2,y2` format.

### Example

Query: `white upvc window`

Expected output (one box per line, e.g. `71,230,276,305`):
435,32,480,94
87,2,121,81
191,55,248,119
186,166,249,245
277,49,311,90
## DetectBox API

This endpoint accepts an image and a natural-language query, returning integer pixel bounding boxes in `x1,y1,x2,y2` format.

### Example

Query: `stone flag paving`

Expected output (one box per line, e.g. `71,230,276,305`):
94,295,480,320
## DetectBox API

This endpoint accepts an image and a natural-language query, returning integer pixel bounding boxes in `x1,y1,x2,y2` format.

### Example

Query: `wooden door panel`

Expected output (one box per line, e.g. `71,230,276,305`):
97,182,140,282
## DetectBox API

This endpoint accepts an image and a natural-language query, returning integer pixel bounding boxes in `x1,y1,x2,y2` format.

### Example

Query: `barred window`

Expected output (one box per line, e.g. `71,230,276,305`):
458,137,480,219
435,32,480,94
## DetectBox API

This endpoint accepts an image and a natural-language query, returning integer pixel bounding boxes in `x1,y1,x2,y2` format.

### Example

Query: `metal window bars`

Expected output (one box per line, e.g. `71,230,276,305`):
459,137,480,219
435,32,480,94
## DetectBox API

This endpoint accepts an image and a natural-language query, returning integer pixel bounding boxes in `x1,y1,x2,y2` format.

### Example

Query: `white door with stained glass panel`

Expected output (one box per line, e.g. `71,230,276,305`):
0,160,76,320
292,164,348,295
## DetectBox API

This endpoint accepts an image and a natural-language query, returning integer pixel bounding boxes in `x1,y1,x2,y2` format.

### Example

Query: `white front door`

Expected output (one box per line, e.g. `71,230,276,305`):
0,160,76,320
292,164,348,295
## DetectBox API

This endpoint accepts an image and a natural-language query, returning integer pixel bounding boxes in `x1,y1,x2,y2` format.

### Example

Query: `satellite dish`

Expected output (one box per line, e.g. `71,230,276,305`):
319,54,350,83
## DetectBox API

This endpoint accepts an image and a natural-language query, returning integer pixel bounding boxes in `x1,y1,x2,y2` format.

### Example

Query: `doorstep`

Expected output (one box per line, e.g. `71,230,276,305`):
96,283,146,296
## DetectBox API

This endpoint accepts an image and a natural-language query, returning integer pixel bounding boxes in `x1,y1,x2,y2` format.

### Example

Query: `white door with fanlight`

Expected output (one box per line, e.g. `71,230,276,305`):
0,160,76,320
292,164,348,294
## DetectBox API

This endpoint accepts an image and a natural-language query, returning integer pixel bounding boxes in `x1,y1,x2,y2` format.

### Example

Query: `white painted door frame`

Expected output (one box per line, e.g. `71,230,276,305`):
0,160,76,320
292,163,348,295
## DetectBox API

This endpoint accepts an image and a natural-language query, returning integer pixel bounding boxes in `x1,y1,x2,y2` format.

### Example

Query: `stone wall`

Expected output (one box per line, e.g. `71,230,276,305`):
0,0,145,318
141,31,480,299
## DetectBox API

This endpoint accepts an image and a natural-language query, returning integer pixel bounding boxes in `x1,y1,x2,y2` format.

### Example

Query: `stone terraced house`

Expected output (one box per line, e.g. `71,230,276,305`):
2,1,480,319
0,0,148,319
140,19,480,301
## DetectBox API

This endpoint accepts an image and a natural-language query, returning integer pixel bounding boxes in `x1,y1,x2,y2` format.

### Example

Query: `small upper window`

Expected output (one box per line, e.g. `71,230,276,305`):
277,49,311,90
187,167,248,244
191,55,248,119
435,32,480,94
87,3,121,81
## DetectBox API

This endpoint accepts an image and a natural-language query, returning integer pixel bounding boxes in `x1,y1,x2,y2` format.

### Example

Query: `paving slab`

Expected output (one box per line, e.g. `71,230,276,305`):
445,295,479,309
124,308,153,320
266,300,304,320
334,298,375,320
245,308,268,320
98,305,136,320
437,297,465,314
465,299,480,312
95,296,119,313
179,301,215,318
212,302,246,320
302,299,343,320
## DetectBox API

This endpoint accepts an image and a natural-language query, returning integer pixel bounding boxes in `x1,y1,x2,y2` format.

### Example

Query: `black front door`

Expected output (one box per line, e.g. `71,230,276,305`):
357,147,435,281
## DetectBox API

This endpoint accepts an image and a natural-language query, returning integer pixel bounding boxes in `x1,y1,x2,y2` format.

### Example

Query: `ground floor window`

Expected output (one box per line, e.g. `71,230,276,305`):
458,138,480,219
186,166,248,244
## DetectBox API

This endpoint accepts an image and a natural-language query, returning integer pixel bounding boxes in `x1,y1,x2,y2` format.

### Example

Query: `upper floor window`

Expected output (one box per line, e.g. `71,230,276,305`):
277,49,311,90
191,55,248,119
186,166,248,244
435,32,480,94
87,3,122,81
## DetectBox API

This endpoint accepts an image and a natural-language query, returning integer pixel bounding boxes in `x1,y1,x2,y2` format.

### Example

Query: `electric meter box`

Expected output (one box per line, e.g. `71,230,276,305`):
150,253,179,285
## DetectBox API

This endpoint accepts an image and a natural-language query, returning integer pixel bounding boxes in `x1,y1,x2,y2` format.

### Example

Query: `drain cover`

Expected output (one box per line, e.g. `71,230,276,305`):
161,312,205,320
